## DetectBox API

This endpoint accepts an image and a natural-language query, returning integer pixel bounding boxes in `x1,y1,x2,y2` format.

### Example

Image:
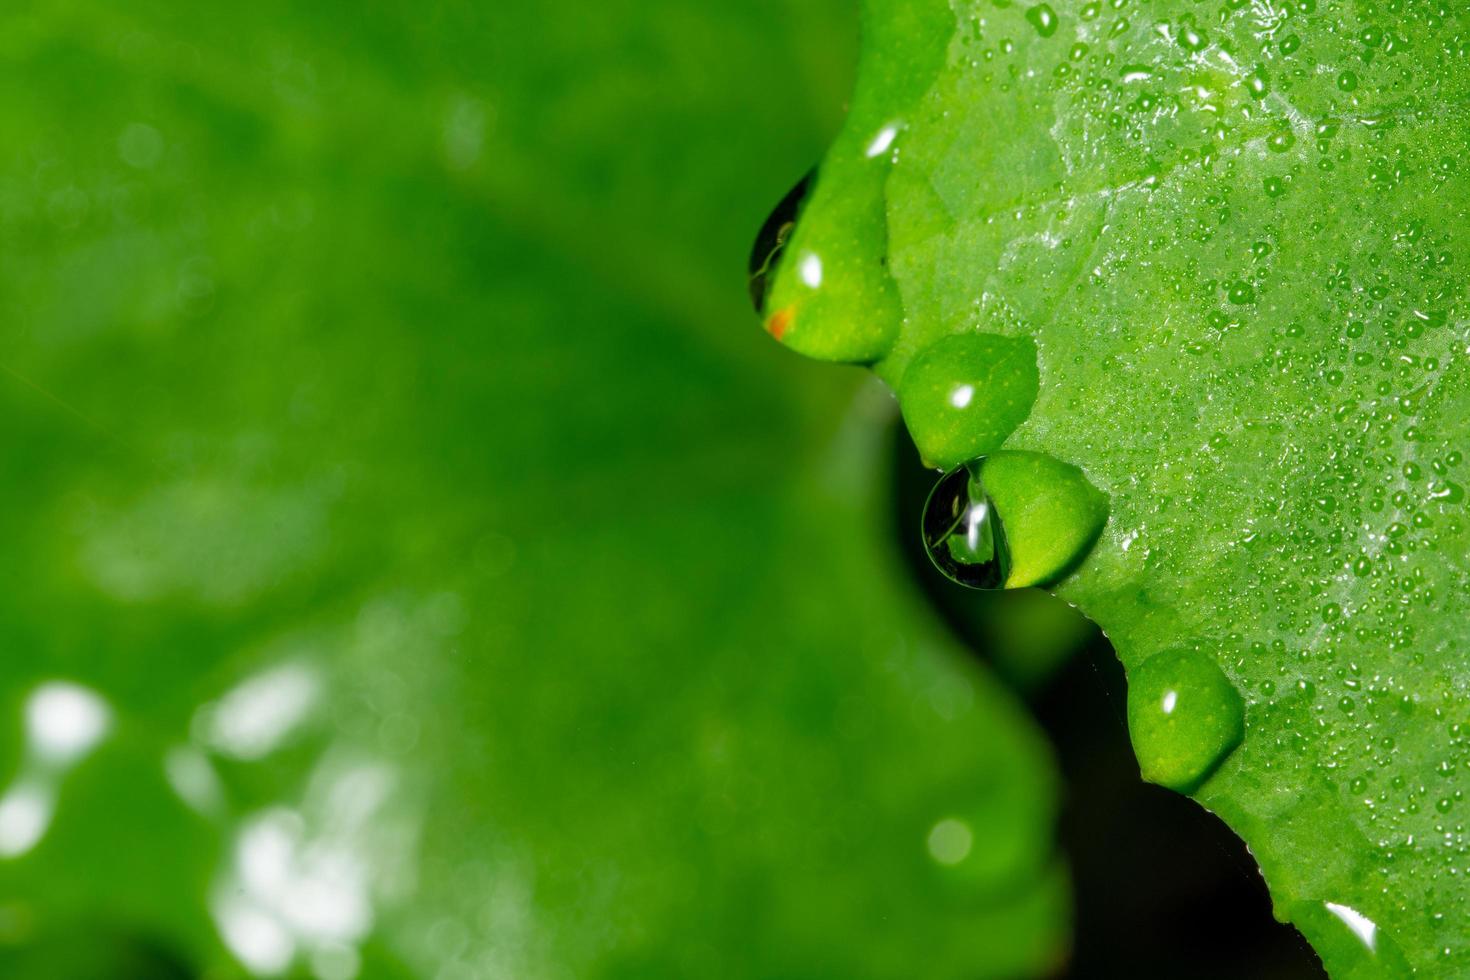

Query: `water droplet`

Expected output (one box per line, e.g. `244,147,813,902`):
1025,3,1059,37
897,333,1039,469
1337,71,1359,92
1430,480,1465,504
1245,69,1269,99
1177,23,1207,51
1267,129,1296,153
747,169,815,315
1227,281,1256,304
1287,899,1411,975
1127,648,1245,792
922,459,1011,590
864,122,901,159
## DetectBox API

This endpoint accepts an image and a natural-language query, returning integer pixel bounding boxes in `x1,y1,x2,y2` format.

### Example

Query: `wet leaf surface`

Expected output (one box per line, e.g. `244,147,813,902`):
772,0,1470,974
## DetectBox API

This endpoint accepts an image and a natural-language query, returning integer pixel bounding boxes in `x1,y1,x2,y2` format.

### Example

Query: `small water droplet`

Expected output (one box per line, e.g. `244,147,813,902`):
1267,129,1296,153
1025,3,1059,37
1127,648,1245,792
1177,23,1207,51
922,459,1011,590
1430,480,1465,504
748,169,815,315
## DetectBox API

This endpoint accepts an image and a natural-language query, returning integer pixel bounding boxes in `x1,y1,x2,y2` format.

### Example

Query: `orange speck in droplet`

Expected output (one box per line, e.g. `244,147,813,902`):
766,307,794,341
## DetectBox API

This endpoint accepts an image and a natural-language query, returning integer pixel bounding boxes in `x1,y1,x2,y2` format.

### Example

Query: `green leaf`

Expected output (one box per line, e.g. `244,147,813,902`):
0,1,1070,977
771,0,1470,974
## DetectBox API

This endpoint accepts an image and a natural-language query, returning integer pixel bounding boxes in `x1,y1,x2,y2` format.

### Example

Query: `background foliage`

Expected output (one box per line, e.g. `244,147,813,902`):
0,2,1080,977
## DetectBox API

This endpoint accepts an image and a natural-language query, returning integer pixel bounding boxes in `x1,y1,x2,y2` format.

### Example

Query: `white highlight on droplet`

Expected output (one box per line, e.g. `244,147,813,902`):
865,123,900,158
204,663,319,761
1326,901,1378,951
0,781,53,858
949,384,975,409
1161,690,1179,715
799,252,823,289
27,682,111,765
965,500,991,553
927,817,974,865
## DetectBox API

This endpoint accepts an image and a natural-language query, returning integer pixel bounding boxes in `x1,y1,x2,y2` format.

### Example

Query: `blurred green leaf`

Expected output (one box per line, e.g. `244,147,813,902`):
0,2,1070,977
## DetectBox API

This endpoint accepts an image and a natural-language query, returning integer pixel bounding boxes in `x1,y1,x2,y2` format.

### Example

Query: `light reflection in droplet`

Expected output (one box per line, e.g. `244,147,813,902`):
865,123,900,158
798,252,823,289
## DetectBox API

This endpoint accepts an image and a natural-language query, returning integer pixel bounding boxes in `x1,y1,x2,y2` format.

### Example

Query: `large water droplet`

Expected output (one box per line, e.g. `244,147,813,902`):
1127,648,1245,792
747,169,815,315
1285,898,1411,976
922,459,1011,589
1024,3,1059,37
898,333,1039,469
921,451,1108,590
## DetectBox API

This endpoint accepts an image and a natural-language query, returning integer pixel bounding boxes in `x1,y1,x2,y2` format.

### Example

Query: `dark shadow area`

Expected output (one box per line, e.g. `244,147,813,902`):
889,422,1323,979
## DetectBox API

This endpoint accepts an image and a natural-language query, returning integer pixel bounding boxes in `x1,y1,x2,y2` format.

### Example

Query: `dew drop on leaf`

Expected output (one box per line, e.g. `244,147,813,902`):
897,332,1039,469
1286,899,1413,975
1177,23,1207,51
1227,281,1257,304
1127,648,1245,792
1266,129,1296,153
922,459,1011,590
1024,3,1059,38
747,168,815,315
